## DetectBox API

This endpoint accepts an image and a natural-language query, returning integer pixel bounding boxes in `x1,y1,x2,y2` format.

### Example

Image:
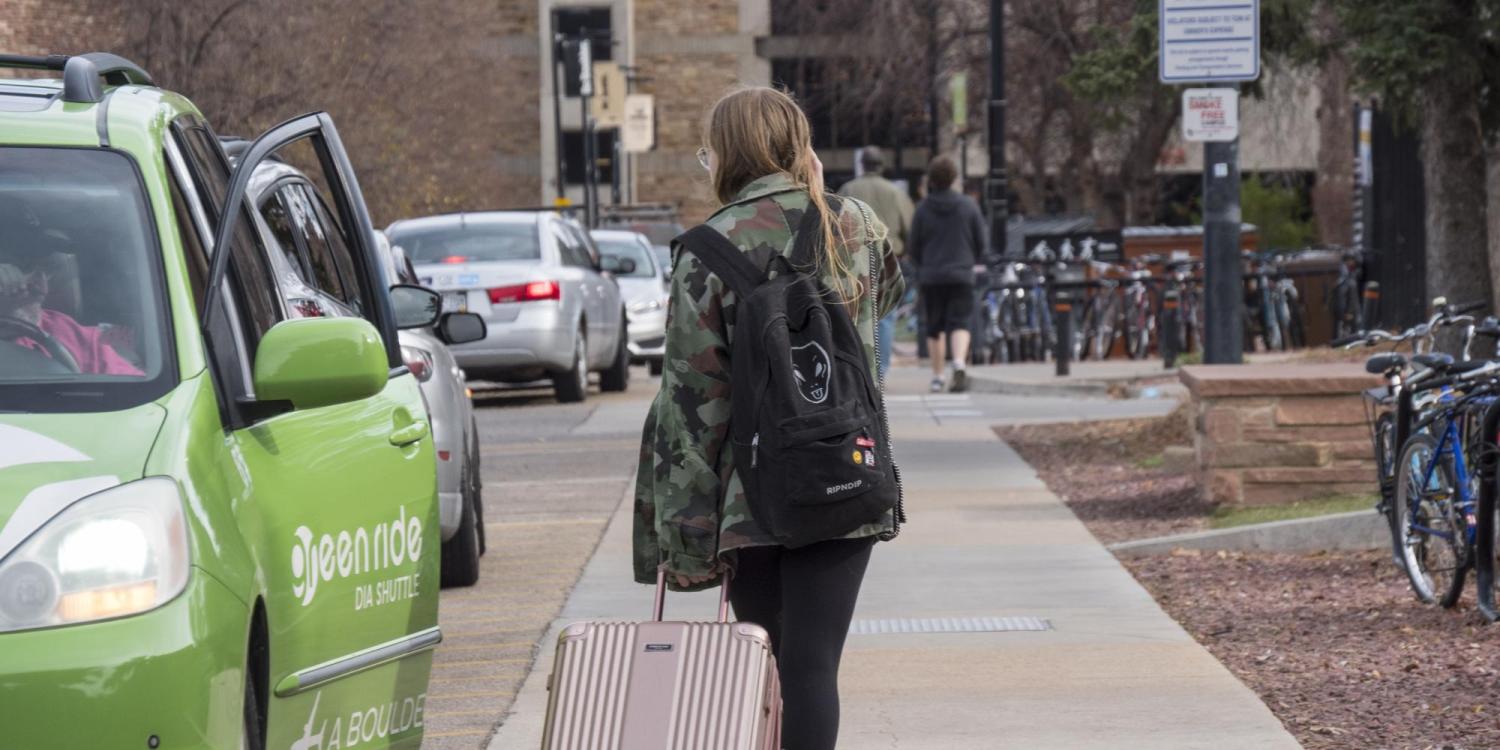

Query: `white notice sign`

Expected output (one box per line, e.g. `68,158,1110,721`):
1181,88,1239,142
621,94,655,153
1159,0,1260,83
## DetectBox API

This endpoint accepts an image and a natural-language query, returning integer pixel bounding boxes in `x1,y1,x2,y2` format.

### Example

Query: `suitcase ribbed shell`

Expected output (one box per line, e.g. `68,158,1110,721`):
541,620,780,750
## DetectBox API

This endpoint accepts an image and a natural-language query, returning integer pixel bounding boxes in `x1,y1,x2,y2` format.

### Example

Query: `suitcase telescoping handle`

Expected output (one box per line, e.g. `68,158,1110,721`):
653,566,731,623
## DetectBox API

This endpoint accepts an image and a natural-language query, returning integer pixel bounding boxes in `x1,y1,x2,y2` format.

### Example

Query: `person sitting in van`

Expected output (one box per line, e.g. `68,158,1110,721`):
0,232,142,376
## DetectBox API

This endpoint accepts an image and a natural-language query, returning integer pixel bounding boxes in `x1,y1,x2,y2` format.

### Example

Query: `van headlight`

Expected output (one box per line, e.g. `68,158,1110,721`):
0,477,189,632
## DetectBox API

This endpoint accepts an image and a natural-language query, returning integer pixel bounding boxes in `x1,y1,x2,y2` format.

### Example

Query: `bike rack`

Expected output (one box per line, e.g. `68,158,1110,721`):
1475,399,1500,622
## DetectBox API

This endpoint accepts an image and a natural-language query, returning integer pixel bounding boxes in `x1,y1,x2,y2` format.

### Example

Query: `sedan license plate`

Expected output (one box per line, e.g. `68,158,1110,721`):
443,292,468,314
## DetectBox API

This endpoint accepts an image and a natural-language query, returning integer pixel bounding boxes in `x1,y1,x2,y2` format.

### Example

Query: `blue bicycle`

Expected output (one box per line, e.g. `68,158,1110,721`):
1395,360,1500,605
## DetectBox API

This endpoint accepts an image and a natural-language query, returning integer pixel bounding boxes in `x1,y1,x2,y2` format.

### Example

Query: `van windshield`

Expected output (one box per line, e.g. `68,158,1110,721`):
0,147,173,412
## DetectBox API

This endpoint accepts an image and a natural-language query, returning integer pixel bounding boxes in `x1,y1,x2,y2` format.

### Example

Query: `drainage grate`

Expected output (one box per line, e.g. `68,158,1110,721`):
849,616,1052,635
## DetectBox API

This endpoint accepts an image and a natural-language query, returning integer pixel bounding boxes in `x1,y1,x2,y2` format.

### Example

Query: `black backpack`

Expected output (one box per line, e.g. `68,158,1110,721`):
674,198,903,548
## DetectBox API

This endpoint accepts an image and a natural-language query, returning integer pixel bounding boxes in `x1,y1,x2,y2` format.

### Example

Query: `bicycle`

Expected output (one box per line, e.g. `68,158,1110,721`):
1330,249,1365,340
1392,359,1500,605
1245,252,1304,351
1120,256,1156,360
1334,300,1490,573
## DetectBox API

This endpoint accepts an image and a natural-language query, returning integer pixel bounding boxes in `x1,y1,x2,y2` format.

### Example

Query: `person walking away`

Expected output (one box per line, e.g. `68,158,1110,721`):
839,146,913,380
908,154,987,392
633,86,905,750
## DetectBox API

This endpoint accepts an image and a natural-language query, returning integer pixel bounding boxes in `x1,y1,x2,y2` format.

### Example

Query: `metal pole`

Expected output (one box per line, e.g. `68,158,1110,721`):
986,0,1007,260
1202,135,1243,363
611,134,622,206
551,35,567,202
577,37,597,228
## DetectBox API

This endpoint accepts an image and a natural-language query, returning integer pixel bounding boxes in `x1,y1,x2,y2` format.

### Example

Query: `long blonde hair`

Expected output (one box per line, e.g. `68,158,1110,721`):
705,87,857,298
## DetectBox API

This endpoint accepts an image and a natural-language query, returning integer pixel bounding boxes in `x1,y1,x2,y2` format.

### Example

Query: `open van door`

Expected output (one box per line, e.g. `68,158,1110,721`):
207,113,440,749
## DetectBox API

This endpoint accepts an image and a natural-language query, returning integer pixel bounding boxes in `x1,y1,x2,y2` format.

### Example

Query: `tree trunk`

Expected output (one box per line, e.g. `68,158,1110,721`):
1489,141,1500,305
1419,83,1491,315
1312,51,1354,246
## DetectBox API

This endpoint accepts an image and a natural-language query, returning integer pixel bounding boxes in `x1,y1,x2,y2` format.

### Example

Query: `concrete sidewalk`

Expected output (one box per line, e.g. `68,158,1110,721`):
489,399,1299,748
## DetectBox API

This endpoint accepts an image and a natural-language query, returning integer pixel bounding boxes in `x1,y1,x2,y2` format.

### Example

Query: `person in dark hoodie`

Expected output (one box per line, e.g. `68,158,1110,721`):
908,154,988,392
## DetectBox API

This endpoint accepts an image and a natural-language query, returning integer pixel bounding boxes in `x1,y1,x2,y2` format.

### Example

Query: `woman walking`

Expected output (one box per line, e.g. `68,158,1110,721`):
632,86,904,749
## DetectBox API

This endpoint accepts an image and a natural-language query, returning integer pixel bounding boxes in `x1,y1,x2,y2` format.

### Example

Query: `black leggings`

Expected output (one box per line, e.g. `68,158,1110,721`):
730,536,876,750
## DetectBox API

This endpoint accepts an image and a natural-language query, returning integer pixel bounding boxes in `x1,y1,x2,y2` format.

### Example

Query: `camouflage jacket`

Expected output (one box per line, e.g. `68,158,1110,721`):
632,172,906,588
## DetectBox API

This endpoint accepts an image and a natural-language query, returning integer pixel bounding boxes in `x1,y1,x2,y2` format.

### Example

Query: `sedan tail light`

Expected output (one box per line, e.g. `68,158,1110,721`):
401,345,435,382
488,280,560,304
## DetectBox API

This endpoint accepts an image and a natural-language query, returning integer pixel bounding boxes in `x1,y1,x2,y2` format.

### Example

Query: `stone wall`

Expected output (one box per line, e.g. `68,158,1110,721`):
0,1,123,58
1181,364,1382,506
634,0,770,224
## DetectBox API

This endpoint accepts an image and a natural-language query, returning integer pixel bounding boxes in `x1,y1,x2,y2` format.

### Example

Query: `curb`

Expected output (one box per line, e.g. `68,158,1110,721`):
966,372,1185,400
1108,509,1388,557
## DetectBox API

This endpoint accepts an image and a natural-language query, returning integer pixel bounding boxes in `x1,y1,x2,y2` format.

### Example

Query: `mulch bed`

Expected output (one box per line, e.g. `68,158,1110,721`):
997,409,1214,544
1125,550,1500,750
999,409,1500,749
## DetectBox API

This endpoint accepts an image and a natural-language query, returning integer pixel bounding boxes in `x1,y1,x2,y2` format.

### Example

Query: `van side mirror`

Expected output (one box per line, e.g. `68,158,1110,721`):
438,312,487,345
253,318,387,411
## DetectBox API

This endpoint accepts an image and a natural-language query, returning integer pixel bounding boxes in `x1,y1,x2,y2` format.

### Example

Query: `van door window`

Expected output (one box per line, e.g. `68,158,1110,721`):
170,119,283,345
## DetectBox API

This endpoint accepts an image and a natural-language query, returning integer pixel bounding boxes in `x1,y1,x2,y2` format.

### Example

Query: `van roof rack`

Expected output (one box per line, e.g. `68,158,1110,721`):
0,53,155,104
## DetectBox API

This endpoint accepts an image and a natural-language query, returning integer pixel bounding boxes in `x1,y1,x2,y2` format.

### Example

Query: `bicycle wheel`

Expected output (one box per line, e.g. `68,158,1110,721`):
1075,298,1097,361
1261,294,1284,351
1123,298,1150,360
1395,433,1469,605
1092,295,1120,360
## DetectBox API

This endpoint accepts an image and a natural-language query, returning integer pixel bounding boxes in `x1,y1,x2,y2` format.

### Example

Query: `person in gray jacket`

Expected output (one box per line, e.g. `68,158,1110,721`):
908,155,988,392
839,146,913,380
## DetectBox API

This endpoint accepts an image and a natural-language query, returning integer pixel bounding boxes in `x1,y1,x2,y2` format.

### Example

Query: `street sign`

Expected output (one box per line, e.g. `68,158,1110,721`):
1159,0,1260,83
1181,88,1239,141
1022,231,1123,263
950,72,968,132
591,61,625,128
576,39,593,97
621,94,655,153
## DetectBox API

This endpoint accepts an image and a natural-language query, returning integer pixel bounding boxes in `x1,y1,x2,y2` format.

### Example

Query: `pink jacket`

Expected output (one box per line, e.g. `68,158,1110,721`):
14,309,144,376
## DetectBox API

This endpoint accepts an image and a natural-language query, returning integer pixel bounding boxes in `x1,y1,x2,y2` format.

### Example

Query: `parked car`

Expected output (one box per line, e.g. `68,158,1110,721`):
222,147,489,588
378,231,487,586
388,211,630,402
598,203,682,280
0,52,477,748
591,229,669,375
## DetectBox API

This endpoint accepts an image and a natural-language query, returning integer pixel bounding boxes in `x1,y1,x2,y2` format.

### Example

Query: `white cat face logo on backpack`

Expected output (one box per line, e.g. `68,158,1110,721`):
790,342,831,403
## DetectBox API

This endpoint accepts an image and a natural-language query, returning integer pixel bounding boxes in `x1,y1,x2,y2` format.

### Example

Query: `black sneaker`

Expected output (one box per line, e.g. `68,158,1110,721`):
950,368,969,393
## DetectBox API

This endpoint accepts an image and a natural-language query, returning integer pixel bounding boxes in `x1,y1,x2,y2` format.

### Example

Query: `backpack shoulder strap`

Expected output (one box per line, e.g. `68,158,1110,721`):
674,225,767,298
790,193,842,269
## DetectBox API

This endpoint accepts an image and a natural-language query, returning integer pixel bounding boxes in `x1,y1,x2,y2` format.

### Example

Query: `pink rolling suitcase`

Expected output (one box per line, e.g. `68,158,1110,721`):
540,571,782,749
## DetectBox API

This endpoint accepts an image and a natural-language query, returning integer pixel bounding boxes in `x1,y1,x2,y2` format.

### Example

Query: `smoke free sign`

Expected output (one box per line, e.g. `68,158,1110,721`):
1159,0,1260,83
1182,88,1239,142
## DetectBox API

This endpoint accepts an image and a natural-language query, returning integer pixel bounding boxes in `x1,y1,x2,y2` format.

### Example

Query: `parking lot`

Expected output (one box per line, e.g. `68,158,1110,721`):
422,372,656,748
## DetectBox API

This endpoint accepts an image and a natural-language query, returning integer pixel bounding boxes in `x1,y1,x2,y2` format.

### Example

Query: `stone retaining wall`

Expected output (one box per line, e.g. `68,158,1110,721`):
1180,364,1383,505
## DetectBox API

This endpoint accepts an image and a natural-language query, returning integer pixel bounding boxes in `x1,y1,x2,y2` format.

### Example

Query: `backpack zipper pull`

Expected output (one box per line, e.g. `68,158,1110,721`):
750,433,760,468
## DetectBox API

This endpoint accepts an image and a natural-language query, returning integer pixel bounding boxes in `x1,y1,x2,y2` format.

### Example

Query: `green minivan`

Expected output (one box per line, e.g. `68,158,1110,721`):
0,53,474,747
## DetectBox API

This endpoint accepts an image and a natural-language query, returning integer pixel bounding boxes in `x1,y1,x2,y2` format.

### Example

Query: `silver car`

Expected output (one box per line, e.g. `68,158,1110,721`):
591,229,669,375
389,212,630,403
234,154,489,587
376,231,487,587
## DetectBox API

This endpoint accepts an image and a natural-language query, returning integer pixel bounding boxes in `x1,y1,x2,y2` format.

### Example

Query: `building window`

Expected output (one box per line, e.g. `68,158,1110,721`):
562,129,617,186
555,7,612,97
